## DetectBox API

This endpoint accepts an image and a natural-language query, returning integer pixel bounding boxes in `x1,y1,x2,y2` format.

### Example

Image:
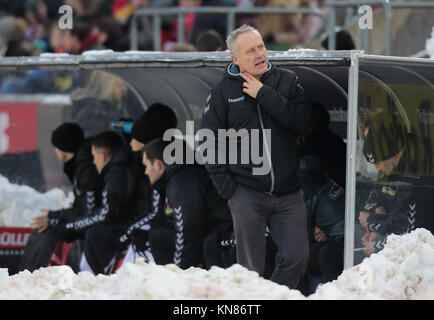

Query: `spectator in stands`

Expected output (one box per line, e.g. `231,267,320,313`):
200,25,312,289
321,30,355,50
0,15,32,56
255,0,303,50
19,122,101,273
68,70,128,137
265,0,328,48
41,0,64,21
298,102,347,189
189,0,227,47
111,0,135,26
298,155,345,294
72,131,152,275
66,19,95,54
64,0,111,23
23,0,50,53
160,0,201,51
122,0,154,50
168,42,197,51
91,15,126,51
48,22,72,53
196,29,224,51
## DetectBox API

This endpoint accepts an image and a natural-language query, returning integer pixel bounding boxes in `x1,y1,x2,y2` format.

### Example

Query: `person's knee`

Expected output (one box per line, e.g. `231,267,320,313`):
279,244,309,270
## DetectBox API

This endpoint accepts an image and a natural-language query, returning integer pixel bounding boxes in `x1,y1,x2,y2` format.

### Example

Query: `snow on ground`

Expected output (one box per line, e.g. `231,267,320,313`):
311,228,434,300
0,175,73,227
0,228,433,300
0,175,433,299
426,26,434,59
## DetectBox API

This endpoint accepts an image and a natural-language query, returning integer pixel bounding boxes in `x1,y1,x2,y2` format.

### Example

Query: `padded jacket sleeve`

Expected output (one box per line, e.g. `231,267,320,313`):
200,87,239,200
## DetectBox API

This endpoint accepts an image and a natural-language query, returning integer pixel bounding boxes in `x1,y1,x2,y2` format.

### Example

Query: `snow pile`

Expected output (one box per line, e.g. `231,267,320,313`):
0,261,305,300
0,228,433,299
0,175,73,227
311,228,434,300
426,26,434,59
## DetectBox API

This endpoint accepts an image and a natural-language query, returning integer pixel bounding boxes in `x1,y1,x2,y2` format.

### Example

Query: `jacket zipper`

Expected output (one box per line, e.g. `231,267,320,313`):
256,103,275,194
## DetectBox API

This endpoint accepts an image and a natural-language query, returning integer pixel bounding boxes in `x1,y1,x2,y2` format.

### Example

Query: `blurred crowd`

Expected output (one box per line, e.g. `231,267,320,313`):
0,0,330,56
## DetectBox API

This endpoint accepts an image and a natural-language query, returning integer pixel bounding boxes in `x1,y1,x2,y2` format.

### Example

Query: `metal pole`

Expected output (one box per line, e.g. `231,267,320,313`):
153,14,161,51
177,12,185,44
356,12,363,52
344,51,360,270
129,14,138,51
227,11,236,36
366,27,371,54
384,0,392,55
328,6,336,50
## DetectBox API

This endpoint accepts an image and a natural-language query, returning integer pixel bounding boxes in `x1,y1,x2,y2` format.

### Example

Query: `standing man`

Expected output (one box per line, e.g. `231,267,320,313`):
200,25,312,289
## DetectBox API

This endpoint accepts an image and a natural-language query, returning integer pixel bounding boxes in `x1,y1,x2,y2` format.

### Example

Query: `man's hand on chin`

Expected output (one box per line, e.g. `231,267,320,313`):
240,72,263,99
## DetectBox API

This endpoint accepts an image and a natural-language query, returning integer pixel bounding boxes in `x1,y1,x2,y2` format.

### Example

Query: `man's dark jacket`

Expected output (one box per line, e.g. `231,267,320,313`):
47,139,102,233
64,145,152,232
119,163,232,269
19,139,102,272
200,61,312,200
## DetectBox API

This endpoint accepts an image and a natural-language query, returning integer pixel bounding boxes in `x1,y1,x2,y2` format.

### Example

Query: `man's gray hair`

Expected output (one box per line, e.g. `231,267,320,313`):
226,24,261,56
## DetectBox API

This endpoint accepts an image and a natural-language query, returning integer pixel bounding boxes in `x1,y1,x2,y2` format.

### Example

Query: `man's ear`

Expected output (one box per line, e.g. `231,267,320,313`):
156,159,166,172
231,54,239,66
102,150,110,163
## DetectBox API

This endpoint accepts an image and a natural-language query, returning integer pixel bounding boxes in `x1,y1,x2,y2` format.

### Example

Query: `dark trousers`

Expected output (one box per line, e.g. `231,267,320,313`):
18,229,58,272
202,229,236,269
83,224,124,275
228,185,309,289
308,238,344,284
148,225,175,265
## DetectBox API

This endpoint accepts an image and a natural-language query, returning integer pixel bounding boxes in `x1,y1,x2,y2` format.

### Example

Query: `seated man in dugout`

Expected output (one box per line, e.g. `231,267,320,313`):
359,119,420,256
297,155,345,295
20,122,101,273
106,103,178,269
117,138,234,270
58,131,152,275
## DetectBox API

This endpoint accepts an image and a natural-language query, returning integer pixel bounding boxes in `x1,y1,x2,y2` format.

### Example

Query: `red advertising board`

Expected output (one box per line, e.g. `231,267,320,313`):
0,228,33,249
0,227,33,257
0,102,38,154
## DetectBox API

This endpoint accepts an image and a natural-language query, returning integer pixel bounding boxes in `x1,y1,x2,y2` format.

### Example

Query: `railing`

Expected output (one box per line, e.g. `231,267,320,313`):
326,1,434,55
129,6,327,51
129,2,434,55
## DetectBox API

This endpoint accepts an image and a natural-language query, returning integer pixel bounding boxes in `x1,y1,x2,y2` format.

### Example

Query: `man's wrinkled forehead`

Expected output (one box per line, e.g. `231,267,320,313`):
236,31,264,53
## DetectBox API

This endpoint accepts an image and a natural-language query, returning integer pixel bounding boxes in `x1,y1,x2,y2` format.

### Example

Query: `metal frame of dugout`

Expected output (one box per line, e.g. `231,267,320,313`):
0,50,433,271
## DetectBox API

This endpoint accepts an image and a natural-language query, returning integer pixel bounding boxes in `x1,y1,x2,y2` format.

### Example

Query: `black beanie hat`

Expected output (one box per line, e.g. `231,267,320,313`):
51,122,85,153
131,103,178,144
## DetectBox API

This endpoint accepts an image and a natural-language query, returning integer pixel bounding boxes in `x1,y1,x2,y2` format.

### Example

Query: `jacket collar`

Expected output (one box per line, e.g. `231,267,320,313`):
226,61,273,79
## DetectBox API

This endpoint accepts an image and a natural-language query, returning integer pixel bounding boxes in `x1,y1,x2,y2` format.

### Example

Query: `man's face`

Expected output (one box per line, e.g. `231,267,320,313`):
142,151,164,185
130,138,145,152
54,147,73,163
91,146,108,174
232,31,268,78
